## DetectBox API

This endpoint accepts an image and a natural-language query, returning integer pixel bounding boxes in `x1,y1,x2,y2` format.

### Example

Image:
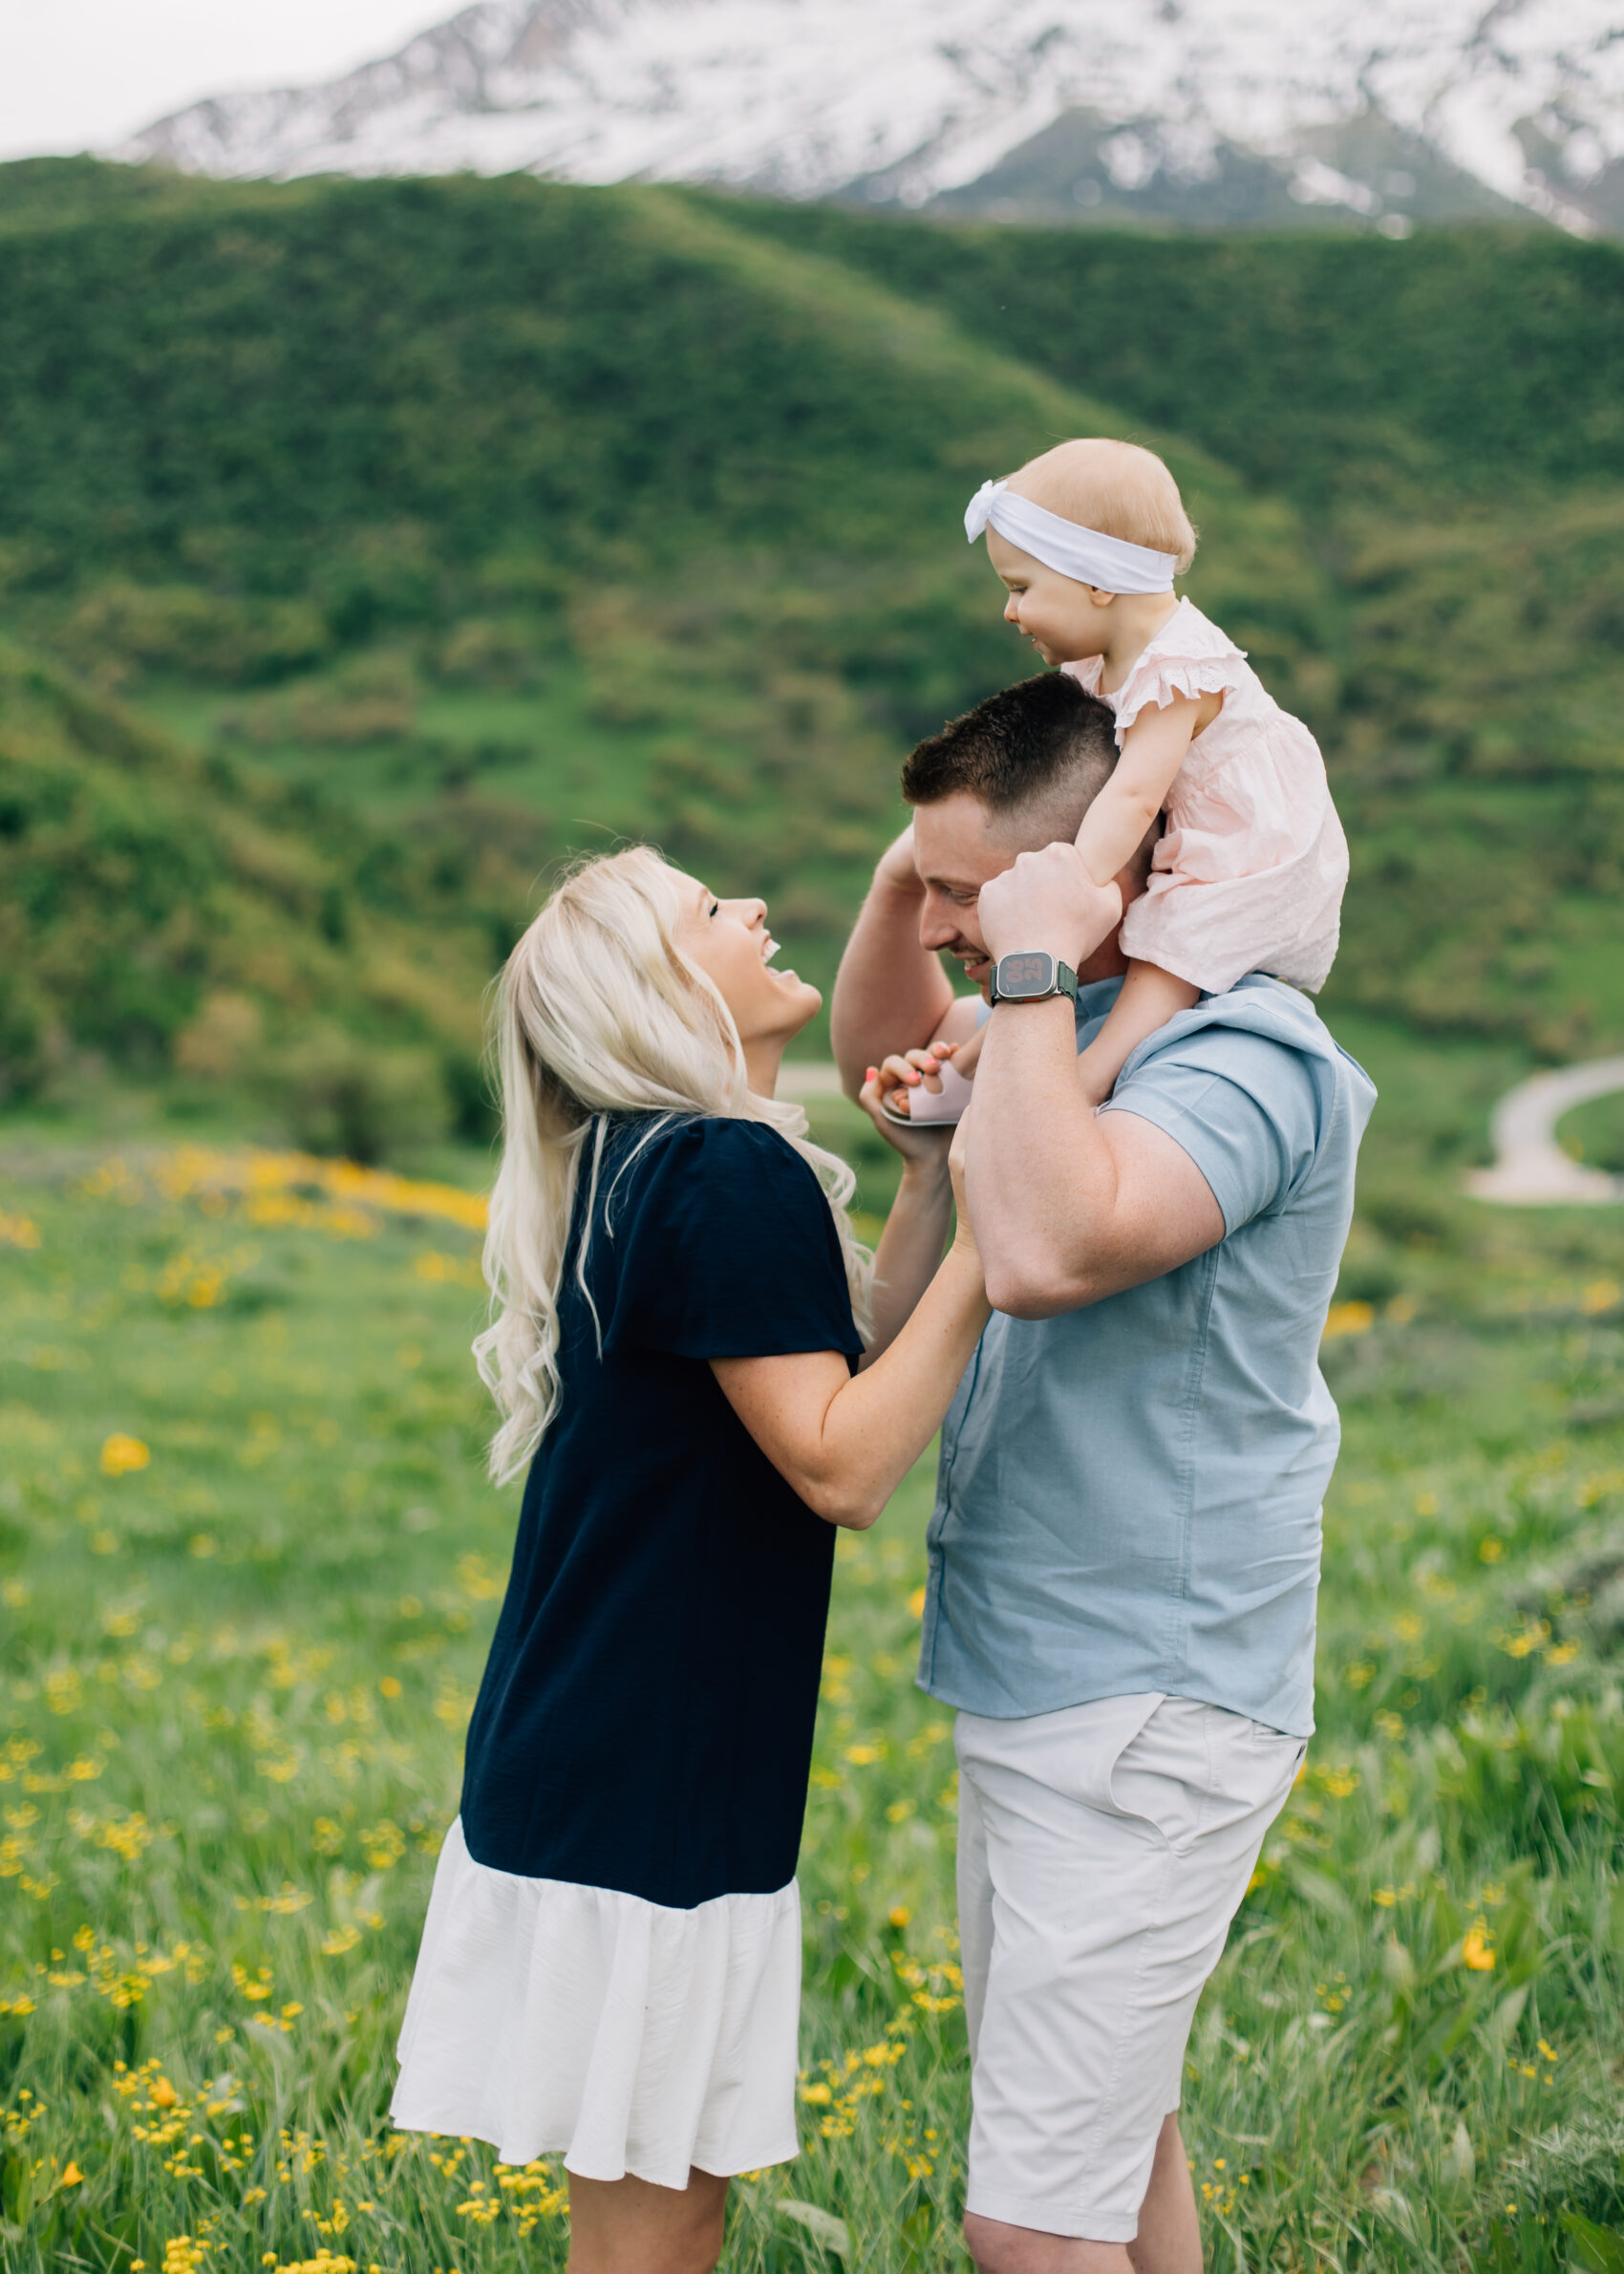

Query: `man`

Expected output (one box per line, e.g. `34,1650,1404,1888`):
832,673,1375,2274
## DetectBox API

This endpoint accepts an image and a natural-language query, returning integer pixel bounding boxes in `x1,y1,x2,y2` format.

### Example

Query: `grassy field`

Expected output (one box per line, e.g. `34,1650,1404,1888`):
2,1015,1622,2274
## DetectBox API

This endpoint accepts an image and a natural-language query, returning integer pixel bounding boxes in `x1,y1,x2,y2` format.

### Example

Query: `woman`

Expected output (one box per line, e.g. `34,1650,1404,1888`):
392,846,983,2273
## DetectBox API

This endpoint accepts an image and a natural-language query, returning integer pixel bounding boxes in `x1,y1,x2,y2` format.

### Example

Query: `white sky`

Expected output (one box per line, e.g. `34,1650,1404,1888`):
0,1,454,161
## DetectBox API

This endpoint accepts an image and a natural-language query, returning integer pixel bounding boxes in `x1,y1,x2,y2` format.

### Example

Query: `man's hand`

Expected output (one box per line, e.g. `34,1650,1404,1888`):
874,823,923,896
976,842,1122,970
831,823,953,1098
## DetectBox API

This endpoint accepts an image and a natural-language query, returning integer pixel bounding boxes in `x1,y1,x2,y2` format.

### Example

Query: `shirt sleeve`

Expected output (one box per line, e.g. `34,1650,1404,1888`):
1101,1028,1323,1235
603,1119,863,1362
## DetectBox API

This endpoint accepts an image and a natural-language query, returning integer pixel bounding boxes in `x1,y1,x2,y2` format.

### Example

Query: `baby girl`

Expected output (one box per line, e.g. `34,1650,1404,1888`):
899,438,1347,1119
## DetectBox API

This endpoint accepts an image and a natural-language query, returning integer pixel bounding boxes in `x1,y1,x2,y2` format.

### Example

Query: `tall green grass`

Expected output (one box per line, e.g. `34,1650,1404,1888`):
2,1036,1621,2272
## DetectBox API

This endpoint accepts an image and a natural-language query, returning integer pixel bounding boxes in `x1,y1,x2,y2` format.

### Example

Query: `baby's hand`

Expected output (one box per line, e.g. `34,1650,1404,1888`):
874,1041,958,1122
858,1055,959,1163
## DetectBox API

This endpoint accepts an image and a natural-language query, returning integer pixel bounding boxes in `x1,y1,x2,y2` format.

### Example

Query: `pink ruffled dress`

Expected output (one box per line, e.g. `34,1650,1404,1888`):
1064,599,1347,996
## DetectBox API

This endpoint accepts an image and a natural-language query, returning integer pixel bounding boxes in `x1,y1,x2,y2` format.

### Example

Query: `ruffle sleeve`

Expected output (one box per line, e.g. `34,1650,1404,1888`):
1110,603,1249,744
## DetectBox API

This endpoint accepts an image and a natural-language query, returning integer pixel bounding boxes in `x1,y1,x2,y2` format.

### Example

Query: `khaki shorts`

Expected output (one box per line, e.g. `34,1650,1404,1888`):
956,1693,1303,2243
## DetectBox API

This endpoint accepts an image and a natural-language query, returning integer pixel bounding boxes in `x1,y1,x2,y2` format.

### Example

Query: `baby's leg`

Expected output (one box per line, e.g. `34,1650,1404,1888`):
1076,960,1199,1106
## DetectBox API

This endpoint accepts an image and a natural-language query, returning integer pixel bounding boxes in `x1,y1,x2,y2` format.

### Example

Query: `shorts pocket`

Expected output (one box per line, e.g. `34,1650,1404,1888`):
1102,1700,1208,1856
955,1695,1165,1820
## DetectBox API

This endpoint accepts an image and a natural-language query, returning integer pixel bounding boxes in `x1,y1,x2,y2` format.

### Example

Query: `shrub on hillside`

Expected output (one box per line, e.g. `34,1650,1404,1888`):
172,990,265,1080
435,616,550,690
0,638,498,1113
0,914,48,1103
269,1028,451,1164
60,582,331,687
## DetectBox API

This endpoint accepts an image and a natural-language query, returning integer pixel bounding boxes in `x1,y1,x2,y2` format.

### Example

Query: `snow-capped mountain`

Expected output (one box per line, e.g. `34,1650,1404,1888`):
118,0,1624,237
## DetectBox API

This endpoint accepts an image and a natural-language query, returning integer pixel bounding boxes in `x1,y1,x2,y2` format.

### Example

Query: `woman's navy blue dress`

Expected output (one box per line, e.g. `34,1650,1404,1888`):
459,1113,864,1910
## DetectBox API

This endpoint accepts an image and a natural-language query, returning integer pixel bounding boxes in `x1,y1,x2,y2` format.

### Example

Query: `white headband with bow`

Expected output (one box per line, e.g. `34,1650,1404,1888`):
964,479,1177,594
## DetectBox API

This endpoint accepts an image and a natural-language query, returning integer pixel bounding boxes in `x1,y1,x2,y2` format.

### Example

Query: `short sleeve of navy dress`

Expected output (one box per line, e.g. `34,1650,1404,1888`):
459,1114,864,1912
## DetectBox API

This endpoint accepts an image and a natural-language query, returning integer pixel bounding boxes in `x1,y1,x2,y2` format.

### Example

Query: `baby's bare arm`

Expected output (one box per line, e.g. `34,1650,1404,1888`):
1074,693,1210,885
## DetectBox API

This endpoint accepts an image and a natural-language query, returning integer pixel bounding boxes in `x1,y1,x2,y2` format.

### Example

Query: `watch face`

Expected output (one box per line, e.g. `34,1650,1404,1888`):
997,952,1056,999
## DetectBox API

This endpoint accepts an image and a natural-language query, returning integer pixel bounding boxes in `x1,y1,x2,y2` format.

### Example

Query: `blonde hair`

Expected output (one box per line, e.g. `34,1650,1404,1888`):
474,844,872,1485
1008,439,1198,574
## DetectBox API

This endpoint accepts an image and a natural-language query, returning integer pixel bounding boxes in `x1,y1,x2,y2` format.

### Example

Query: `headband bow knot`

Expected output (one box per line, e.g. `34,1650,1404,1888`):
965,479,1177,595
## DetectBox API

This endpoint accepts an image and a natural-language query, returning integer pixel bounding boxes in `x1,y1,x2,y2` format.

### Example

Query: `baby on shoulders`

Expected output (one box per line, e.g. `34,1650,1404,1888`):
899,439,1348,1121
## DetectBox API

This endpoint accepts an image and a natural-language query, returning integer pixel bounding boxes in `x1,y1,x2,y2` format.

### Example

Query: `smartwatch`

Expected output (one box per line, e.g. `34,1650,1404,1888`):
990,952,1079,1006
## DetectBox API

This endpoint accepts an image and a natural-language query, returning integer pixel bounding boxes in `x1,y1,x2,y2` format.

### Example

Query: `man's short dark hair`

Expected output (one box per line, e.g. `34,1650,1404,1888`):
901,674,1119,832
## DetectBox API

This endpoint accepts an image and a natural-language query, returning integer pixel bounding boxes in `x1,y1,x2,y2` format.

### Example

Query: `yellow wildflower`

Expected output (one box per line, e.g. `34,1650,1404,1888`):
1462,1923,1495,1971
100,1434,151,1477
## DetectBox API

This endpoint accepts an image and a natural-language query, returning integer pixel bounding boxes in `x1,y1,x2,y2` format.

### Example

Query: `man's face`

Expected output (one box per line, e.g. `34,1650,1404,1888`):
910,794,1009,993
910,793,1131,994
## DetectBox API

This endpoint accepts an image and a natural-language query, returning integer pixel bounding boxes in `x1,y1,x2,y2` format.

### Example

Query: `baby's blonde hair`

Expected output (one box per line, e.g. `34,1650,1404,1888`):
474,844,871,1484
1007,439,1197,575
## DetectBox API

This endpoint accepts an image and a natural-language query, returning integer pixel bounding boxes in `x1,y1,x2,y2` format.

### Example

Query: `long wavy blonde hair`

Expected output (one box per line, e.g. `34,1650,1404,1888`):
474,845,872,1485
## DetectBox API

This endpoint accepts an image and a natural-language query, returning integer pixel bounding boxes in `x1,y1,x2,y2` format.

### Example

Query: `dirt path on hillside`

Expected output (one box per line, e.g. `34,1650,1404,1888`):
1467,1056,1624,1205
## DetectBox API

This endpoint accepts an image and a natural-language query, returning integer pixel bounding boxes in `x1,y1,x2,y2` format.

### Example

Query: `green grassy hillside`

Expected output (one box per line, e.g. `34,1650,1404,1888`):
698,201,1624,507
0,639,519,1152
0,163,1336,1105
0,162,1620,1123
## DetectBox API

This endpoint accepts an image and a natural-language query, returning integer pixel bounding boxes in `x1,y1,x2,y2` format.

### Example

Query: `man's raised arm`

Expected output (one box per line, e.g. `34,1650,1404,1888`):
966,844,1225,1317
830,826,957,1099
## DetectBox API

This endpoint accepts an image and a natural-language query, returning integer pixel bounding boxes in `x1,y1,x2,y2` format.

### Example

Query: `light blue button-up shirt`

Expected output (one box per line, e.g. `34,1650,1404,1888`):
918,976,1376,1738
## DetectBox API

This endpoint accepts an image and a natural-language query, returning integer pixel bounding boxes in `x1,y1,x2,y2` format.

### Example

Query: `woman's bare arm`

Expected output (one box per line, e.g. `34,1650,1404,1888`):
865,1149,955,1362
712,1125,986,1530
856,1052,963,1359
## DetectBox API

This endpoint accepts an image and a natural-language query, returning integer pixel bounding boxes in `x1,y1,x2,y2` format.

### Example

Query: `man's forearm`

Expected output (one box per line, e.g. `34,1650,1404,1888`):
963,998,1113,1314
831,869,953,1098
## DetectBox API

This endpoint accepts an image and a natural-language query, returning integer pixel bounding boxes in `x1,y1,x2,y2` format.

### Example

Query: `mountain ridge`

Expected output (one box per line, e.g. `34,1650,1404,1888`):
118,0,1624,236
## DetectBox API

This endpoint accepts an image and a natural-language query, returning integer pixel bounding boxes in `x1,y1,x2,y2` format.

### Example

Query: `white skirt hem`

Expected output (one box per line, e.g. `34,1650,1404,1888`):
391,1818,803,2191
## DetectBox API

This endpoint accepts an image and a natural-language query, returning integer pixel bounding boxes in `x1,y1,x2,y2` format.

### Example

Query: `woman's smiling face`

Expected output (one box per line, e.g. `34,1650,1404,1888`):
674,872,823,1049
